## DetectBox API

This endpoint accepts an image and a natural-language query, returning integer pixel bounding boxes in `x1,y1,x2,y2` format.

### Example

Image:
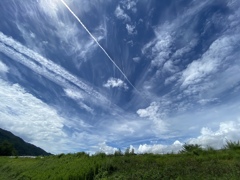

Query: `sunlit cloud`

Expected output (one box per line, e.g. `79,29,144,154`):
103,78,129,90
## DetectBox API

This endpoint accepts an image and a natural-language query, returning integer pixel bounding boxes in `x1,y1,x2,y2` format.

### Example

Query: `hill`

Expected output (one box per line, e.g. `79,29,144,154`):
0,128,51,156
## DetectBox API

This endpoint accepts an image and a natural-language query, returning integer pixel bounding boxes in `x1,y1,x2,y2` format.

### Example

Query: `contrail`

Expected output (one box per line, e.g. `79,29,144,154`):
0,32,110,105
60,0,139,92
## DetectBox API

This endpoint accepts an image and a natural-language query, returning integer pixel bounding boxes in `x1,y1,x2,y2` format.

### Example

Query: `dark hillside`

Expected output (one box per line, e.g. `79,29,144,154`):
0,128,51,156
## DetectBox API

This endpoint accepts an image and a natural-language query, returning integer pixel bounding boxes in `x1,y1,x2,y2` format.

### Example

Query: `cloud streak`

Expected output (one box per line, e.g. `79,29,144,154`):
0,60,8,74
60,0,139,92
0,31,109,108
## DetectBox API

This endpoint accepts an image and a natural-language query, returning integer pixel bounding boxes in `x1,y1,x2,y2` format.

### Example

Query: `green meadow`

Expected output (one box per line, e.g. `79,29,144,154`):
0,142,240,180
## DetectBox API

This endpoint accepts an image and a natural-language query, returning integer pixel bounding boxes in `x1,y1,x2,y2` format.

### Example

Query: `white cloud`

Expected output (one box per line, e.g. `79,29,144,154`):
120,0,138,13
11,0,106,64
64,88,94,114
131,119,240,153
140,0,210,75
142,29,172,68
39,0,62,20
97,119,240,154
137,102,168,136
181,59,218,87
137,0,240,117
163,60,177,73
114,5,131,22
0,79,104,154
0,32,110,107
64,88,84,100
181,35,239,88
103,77,129,90
0,79,67,153
188,120,240,149
126,24,137,35
137,140,183,154
0,60,8,74
98,142,118,154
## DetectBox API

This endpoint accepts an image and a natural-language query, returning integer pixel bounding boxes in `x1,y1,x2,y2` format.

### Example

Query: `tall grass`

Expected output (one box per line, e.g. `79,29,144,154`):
0,141,240,179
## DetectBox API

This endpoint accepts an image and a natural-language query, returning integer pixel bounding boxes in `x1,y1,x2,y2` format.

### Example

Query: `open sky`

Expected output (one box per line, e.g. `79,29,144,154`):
0,0,240,154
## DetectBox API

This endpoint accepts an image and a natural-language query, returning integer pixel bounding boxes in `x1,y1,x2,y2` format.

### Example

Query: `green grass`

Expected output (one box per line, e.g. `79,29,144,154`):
0,147,240,179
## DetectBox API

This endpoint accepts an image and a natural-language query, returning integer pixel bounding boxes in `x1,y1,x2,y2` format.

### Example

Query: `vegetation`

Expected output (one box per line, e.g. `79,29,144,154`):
0,128,51,156
0,140,17,156
224,140,240,150
0,142,240,179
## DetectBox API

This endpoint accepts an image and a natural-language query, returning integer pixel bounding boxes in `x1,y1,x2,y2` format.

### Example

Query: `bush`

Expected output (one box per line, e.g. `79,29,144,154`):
114,149,122,156
224,140,240,150
180,144,203,155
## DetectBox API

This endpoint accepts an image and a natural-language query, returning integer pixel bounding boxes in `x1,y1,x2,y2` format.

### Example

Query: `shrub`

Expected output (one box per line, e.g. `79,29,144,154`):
94,152,107,158
180,144,203,155
224,140,240,150
114,149,122,156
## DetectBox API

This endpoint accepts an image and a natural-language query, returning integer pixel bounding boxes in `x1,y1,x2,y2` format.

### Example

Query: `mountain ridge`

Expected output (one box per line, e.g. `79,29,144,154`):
0,128,51,156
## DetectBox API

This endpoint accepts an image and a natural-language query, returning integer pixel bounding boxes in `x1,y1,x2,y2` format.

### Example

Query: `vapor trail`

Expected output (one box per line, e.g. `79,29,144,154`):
60,0,139,92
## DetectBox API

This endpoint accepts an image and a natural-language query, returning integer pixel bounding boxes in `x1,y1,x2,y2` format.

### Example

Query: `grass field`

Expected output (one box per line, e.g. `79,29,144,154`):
0,143,240,179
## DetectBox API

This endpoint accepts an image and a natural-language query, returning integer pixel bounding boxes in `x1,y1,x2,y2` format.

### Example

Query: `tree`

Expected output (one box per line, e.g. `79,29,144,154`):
114,148,122,156
0,140,17,156
124,147,135,155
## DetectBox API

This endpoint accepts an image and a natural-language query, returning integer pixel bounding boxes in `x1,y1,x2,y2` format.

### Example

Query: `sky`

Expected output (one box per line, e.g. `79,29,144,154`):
0,0,240,154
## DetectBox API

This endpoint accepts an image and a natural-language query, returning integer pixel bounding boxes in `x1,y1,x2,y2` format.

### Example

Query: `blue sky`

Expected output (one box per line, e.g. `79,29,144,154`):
0,0,240,154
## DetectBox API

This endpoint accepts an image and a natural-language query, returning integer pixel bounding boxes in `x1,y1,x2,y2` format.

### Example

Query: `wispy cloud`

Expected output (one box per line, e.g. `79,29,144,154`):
0,79,66,153
64,88,94,114
11,0,107,66
0,60,8,74
115,5,131,22
0,32,110,108
180,34,240,88
120,0,138,13
103,77,129,90
137,102,168,136
1,0,240,155
138,0,240,111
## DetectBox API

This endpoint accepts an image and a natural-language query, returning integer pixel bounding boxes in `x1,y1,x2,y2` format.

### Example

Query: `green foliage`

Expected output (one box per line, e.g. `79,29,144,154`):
0,141,17,156
124,147,135,156
0,141,240,179
114,149,122,156
224,140,240,150
180,143,203,155
94,152,107,158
